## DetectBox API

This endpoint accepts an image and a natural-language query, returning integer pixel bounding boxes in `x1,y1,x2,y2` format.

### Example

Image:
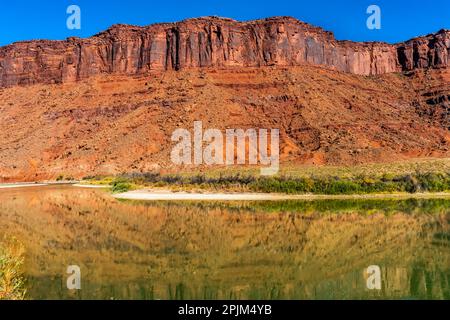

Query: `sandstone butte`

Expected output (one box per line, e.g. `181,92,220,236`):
0,16,449,181
0,16,449,86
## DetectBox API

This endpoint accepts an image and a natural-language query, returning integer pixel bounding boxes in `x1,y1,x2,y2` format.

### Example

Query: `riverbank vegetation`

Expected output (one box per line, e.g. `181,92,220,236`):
83,159,450,195
0,238,26,300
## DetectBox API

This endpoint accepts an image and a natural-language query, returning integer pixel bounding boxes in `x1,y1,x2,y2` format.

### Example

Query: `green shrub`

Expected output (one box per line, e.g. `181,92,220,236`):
103,171,450,195
111,179,132,193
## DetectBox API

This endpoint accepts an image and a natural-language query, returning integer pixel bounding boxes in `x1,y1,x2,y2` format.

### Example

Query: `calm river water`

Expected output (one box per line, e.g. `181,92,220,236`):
0,185,448,299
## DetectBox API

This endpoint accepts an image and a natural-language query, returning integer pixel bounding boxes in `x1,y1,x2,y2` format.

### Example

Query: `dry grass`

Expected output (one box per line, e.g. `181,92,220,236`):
0,238,26,300
173,158,450,179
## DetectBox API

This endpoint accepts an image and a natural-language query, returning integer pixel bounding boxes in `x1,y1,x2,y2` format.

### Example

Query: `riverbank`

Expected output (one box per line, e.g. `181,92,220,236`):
3,159,449,197
2,182,448,201
72,183,110,189
0,181,79,189
0,183,48,189
81,160,450,196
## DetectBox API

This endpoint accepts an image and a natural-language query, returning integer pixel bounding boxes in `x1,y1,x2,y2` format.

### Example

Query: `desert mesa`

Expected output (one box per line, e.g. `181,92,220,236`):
0,16,448,181
0,16,449,86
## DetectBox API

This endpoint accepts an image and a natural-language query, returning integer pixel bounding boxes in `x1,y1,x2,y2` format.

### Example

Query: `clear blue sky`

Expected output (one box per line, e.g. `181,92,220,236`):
1,0,449,46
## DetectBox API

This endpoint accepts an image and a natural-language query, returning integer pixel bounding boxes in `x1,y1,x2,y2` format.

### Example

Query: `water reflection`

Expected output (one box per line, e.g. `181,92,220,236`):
0,186,448,299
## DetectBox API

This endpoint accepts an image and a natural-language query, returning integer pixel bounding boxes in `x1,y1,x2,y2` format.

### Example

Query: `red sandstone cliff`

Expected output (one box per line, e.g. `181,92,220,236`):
0,16,449,87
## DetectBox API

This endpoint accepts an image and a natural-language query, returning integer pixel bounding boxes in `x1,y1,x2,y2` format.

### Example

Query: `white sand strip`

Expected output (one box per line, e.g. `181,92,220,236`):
72,184,111,189
115,192,292,201
113,190,450,201
0,183,48,189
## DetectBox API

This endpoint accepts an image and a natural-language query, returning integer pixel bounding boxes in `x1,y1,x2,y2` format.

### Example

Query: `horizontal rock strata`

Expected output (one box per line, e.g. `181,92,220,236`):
0,16,449,87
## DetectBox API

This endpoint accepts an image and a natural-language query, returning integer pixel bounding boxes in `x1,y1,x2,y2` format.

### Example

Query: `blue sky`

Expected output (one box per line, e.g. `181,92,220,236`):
0,0,449,46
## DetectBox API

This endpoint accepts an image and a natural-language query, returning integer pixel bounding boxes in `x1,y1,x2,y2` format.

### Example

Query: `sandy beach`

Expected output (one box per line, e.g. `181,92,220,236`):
72,184,111,189
3,183,449,200
0,182,81,189
0,183,48,189
113,189,450,201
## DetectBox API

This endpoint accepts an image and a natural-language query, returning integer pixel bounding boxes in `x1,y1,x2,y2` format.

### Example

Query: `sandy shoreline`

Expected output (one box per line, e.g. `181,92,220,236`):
0,182,79,189
2,183,449,200
0,183,49,189
72,183,110,189
113,189,450,201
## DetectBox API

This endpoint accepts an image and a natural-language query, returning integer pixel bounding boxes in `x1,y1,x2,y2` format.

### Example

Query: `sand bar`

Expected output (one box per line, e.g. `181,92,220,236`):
0,183,48,189
113,189,450,201
72,184,111,189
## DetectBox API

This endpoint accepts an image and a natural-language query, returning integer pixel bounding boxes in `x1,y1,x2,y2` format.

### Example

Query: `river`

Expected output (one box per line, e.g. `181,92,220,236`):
0,185,448,299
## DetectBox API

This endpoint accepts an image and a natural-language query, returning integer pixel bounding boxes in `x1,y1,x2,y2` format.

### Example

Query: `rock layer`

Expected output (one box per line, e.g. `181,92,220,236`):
0,16,449,87
0,66,448,181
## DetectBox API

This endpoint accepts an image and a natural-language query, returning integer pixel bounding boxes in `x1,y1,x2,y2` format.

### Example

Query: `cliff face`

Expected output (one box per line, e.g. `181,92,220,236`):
0,16,449,87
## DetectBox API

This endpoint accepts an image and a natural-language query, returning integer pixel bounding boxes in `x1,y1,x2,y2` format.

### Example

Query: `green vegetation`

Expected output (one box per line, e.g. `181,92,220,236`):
82,159,450,195
88,171,450,195
0,238,26,300
248,172,450,194
81,176,135,193
111,178,134,193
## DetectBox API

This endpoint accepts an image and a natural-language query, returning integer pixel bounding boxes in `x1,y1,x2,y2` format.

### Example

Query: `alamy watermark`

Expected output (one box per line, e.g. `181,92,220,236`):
365,265,381,290
366,5,381,30
66,5,81,30
171,121,280,175
66,265,81,290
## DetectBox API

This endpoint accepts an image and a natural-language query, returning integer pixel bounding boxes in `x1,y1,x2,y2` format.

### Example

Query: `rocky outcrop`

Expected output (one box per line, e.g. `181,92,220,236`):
397,30,450,71
0,16,449,87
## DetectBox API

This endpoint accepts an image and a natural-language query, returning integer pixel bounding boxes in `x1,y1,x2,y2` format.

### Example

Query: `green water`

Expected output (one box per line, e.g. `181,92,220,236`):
0,185,448,300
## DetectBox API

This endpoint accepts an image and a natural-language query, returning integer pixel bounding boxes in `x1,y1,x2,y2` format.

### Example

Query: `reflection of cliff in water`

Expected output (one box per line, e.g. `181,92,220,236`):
0,186,448,299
